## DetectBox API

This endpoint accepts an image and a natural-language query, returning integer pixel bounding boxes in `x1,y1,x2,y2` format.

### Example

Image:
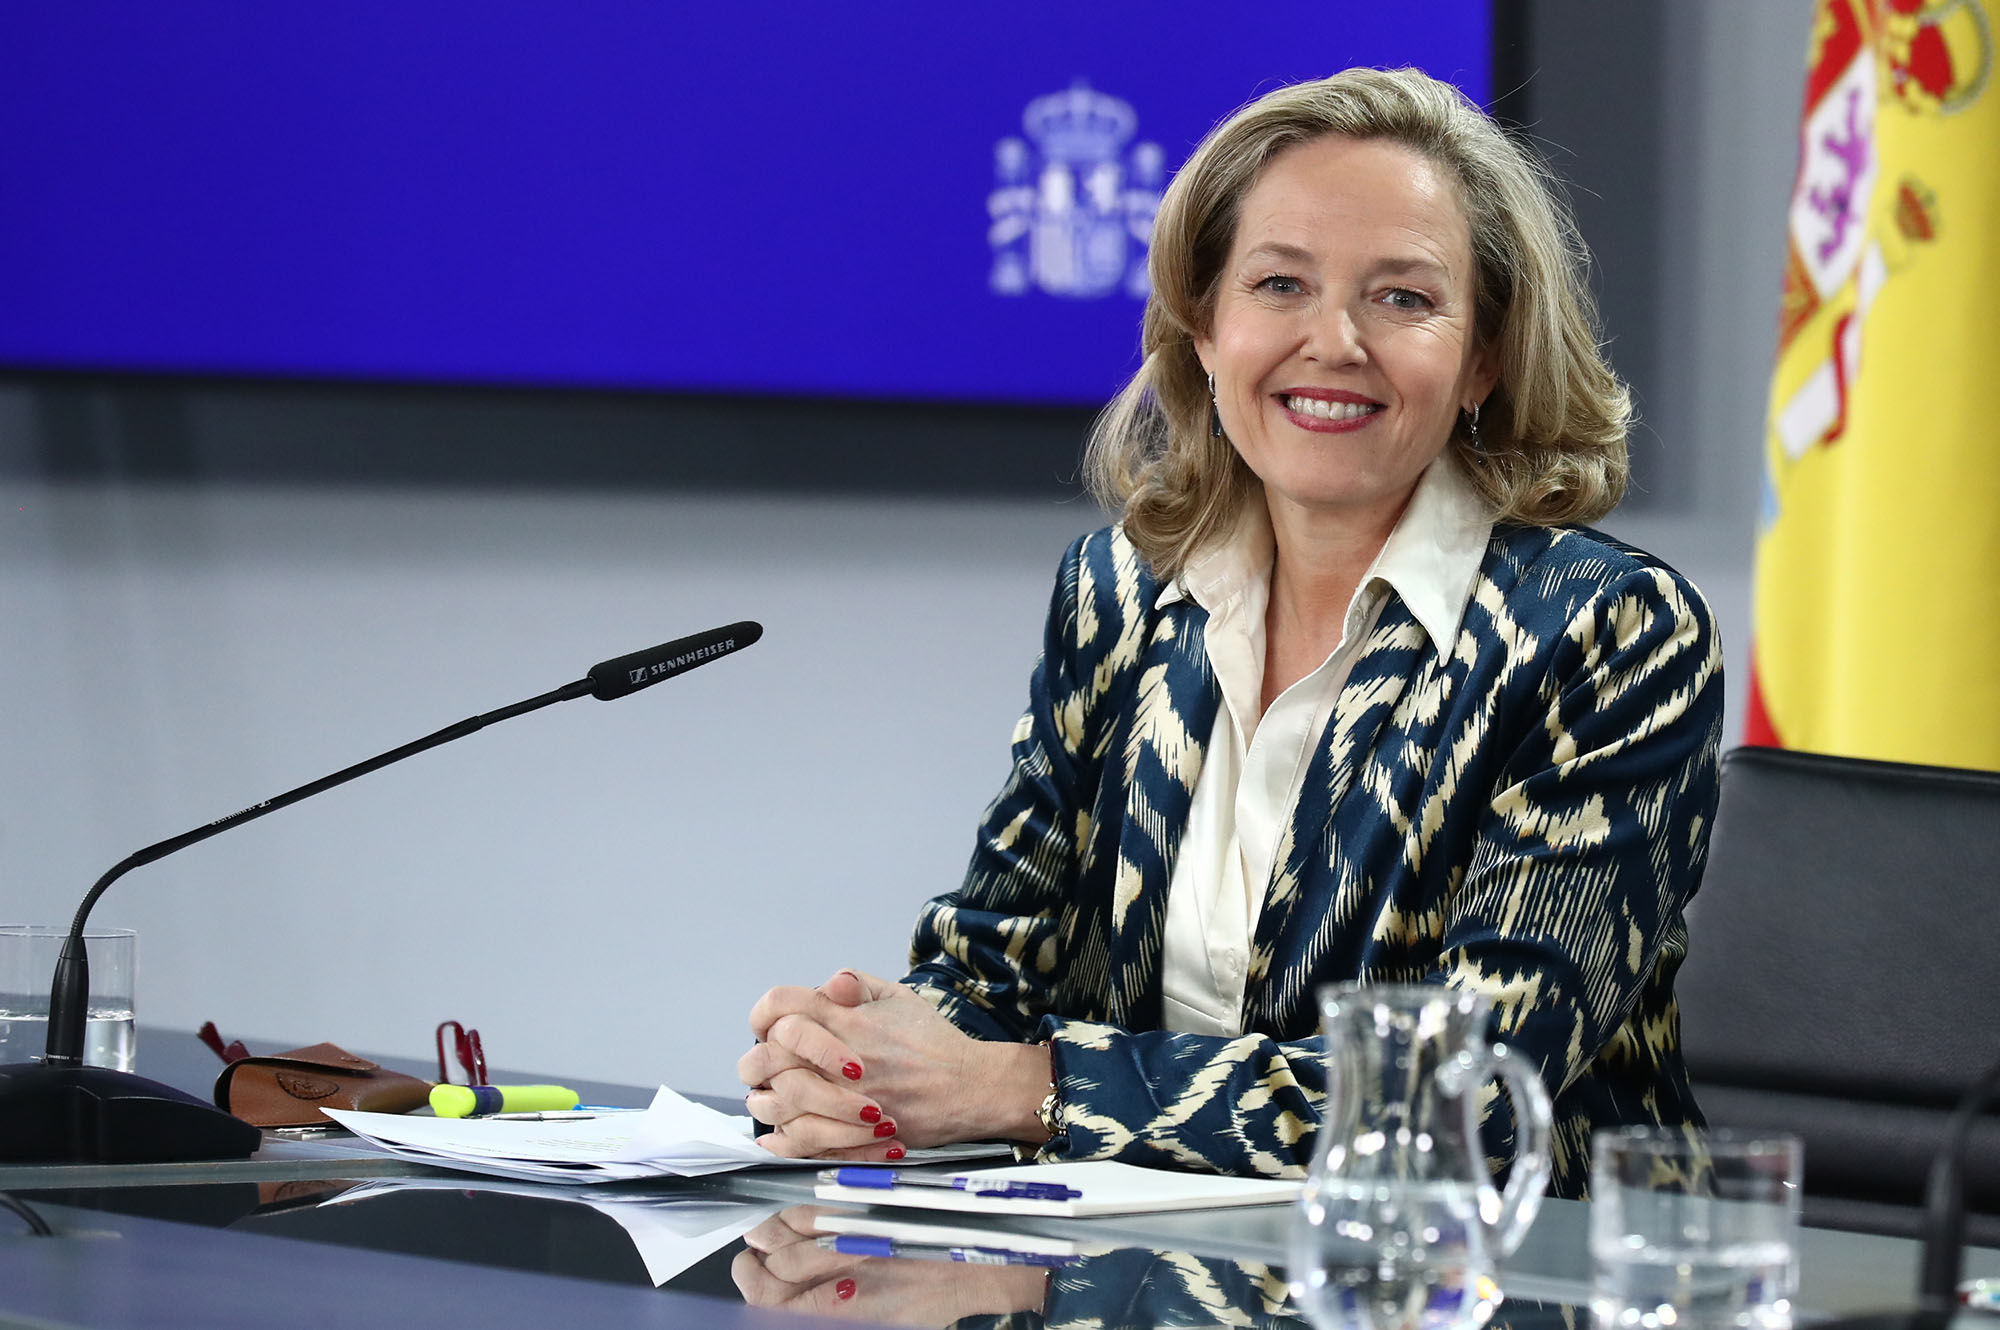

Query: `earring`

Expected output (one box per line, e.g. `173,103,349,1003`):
1208,371,1225,439
1465,401,1483,448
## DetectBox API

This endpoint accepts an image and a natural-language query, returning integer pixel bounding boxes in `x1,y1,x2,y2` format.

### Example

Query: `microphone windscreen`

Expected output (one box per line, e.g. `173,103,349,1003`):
587,621,763,701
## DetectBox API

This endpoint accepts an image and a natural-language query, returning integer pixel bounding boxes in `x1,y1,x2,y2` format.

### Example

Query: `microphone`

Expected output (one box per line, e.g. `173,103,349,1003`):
587,620,762,700
0,623,762,1165
1918,1052,2000,1311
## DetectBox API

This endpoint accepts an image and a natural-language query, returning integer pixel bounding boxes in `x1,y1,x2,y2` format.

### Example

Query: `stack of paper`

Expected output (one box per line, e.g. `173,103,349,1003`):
323,1087,1002,1185
325,1086,815,1183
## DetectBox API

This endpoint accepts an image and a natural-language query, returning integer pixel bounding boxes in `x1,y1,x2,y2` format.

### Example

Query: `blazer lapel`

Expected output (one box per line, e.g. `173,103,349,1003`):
1101,600,1219,1029
1246,598,1436,1029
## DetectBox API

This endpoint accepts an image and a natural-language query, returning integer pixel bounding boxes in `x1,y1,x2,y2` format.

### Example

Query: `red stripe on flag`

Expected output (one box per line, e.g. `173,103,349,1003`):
1824,310,1856,445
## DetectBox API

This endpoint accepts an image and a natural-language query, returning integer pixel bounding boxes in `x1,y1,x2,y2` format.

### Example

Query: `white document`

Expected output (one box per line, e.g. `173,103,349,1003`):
322,1086,1005,1185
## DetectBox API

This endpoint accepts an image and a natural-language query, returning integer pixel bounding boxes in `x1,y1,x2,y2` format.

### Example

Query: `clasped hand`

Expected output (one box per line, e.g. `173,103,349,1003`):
738,969,1048,1160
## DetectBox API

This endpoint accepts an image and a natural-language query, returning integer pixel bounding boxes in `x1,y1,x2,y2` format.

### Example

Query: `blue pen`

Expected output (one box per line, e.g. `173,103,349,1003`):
818,1167,1082,1202
815,1234,1079,1268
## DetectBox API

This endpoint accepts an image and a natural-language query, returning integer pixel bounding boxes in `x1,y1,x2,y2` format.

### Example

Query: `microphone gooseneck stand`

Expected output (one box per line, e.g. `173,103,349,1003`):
0,1190,54,1236
0,621,761,1165
1803,1048,2000,1330
1918,1053,2000,1312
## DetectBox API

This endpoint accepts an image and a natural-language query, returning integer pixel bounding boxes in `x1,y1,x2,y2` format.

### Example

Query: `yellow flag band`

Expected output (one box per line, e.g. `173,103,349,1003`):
1751,0,2000,770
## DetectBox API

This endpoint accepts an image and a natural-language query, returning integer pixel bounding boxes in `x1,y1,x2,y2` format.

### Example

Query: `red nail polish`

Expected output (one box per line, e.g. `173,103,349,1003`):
836,1278,857,1301
842,1062,863,1081
885,1145,905,1160
859,1105,882,1124
873,1121,896,1138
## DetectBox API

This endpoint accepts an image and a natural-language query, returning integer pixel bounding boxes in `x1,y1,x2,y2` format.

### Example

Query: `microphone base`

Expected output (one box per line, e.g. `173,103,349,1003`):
0,1060,262,1163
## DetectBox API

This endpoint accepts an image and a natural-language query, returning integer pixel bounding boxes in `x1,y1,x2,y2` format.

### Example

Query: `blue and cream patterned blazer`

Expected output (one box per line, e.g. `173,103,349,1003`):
904,521,1722,1198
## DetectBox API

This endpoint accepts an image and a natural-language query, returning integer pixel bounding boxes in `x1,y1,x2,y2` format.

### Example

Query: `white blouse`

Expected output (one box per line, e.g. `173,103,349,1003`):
1155,456,1496,1036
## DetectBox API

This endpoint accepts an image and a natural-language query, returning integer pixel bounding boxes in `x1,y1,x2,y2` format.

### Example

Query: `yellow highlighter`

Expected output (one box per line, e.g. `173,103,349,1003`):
429,1084,581,1118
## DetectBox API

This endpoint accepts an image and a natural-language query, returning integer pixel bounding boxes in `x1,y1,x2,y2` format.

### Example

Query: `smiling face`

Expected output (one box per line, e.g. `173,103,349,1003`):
1195,134,1498,539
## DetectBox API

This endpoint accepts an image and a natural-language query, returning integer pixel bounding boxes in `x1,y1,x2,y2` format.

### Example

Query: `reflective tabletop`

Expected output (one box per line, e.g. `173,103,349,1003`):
8,1173,1584,1329
2,1031,1996,1330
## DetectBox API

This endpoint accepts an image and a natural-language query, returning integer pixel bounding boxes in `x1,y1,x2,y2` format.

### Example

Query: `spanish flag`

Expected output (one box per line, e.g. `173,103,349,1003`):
1748,0,2000,770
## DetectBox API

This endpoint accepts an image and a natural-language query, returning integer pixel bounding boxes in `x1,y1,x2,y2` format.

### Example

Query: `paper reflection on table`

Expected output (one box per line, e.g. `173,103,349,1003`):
307,1176,778,1286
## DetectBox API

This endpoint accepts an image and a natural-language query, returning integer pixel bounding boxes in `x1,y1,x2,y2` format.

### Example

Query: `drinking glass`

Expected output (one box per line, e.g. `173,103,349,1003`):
0,925,138,1071
1590,1128,1802,1330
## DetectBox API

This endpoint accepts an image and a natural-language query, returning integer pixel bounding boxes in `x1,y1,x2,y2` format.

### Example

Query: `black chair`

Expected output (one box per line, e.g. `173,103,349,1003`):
1676,746,2000,1244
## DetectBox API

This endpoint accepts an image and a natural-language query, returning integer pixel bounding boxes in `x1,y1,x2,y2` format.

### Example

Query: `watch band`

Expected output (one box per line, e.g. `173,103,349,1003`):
1035,1041,1063,1143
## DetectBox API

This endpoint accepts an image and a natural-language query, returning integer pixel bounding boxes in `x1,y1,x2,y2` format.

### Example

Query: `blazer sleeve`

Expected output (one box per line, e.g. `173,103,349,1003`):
1438,558,1723,1152
1027,557,1722,1179
903,529,1130,1044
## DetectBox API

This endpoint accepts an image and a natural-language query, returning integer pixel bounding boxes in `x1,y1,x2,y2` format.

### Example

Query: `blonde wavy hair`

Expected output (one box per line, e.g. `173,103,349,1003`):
1085,67,1631,582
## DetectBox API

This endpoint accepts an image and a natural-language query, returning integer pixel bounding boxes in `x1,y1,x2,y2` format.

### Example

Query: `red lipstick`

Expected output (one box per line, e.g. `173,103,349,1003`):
1277,387,1384,433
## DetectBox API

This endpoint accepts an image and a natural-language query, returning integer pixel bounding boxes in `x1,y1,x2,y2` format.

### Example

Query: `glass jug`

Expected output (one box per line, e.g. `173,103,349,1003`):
1289,983,1553,1330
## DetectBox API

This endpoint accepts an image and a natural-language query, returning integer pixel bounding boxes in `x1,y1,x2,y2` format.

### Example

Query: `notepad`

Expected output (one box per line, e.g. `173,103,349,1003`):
812,1160,1301,1218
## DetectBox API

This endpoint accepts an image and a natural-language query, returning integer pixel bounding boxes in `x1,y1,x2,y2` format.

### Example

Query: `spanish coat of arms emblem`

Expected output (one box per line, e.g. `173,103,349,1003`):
987,82,1164,300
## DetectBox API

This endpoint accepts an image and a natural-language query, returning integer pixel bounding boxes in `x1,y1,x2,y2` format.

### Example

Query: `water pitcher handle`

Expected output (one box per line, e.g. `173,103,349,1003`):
1481,1041,1553,1257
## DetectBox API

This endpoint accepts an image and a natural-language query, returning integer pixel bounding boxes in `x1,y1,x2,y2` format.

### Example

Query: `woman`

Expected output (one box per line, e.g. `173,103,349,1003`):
739,68,1720,1198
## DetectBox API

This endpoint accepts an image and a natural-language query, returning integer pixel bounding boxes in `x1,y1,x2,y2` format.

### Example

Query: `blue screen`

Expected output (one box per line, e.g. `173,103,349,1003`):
0,5,1492,406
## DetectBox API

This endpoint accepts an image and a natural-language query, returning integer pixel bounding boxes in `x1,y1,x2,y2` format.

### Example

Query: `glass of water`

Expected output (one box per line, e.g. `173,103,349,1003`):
0,925,138,1071
1590,1127,1802,1330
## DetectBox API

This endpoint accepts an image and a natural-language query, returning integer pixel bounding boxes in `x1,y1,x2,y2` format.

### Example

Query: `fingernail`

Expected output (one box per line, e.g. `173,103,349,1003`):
885,1145,905,1160
859,1105,882,1124
842,1062,863,1081
873,1121,896,1138
836,1278,857,1301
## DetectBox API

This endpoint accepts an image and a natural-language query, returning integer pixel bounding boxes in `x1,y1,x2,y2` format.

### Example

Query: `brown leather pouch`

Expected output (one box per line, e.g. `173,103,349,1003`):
212,1041,433,1127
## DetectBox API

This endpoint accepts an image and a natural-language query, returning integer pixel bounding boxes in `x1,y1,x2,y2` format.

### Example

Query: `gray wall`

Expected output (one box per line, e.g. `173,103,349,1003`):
1,1,1808,1098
